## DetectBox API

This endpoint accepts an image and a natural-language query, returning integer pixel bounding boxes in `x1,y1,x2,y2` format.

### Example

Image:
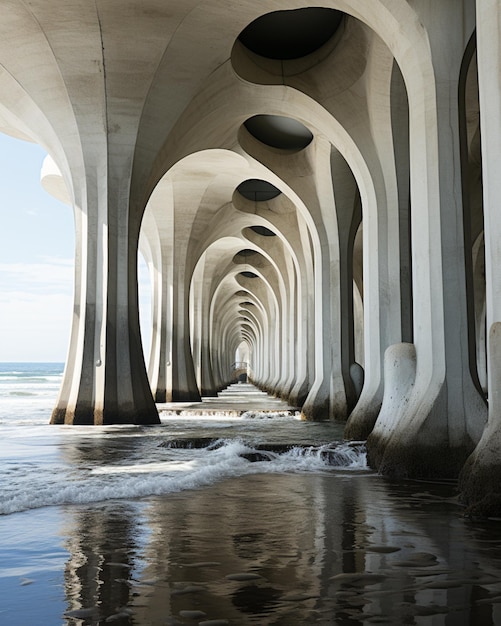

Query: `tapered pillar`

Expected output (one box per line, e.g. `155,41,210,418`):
367,2,486,477
459,0,501,515
331,149,361,413
199,274,218,397
169,257,201,402
52,175,159,425
141,184,174,404
299,137,347,420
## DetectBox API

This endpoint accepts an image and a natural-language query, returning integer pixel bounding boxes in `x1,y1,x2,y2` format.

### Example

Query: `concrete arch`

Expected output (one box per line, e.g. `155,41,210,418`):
213,264,283,387
139,26,407,422
188,199,303,397
144,146,312,402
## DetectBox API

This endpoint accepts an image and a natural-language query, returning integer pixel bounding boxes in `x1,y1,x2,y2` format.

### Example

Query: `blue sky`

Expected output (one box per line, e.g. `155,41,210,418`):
0,133,151,362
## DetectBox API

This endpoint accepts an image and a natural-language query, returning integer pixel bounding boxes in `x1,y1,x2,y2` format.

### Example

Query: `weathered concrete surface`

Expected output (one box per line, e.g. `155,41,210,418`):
458,1,501,516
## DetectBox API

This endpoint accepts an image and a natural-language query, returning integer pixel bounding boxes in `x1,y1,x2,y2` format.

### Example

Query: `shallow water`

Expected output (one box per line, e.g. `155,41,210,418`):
3,472,501,625
2,364,501,625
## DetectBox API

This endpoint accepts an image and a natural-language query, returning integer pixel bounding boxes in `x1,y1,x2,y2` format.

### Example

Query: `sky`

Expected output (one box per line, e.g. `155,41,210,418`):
0,133,151,362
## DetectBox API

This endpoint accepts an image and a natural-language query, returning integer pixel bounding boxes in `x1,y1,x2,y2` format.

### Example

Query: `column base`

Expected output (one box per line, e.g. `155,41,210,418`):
51,405,161,425
459,427,501,517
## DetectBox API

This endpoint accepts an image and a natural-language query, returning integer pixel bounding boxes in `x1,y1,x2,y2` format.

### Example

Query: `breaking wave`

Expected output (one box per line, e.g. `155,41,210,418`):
0,439,367,516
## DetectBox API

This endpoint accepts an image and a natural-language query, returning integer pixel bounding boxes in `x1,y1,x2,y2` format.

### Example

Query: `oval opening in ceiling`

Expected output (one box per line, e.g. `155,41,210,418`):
237,179,281,202
250,225,276,237
244,114,313,151
236,249,259,258
238,8,343,60
240,271,258,279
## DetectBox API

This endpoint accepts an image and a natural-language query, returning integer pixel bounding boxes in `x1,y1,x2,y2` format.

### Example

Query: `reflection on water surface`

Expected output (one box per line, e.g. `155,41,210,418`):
57,473,501,625
2,415,501,624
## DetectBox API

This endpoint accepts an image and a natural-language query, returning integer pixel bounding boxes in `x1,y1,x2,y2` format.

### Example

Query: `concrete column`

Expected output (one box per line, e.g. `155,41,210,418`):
141,184,174,403
300,137,347,420
282,254,298,399
51,170,159,425
331,148,362,412
289,213,315,407
459,0,501,515
338,32,403,440
390,63,413,346
169,254,201,402
368,1,486,477
198,267,217,396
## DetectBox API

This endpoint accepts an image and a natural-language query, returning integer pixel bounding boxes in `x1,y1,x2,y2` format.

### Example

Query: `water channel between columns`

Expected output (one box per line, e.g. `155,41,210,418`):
157,382,297,417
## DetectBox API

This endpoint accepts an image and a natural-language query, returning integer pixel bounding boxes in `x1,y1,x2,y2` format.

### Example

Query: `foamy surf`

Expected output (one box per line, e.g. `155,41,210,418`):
0,364,365,517
0,438,367,516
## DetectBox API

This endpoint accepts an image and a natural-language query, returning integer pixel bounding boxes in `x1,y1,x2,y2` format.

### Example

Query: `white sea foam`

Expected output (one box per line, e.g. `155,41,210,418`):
0,363,367,517
0,438,367,516
241,410,301,419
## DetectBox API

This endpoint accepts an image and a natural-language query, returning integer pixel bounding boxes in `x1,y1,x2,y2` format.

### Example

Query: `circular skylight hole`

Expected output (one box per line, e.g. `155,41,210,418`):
250,226,276,237
237,179,281,202
244,115,313,151
237,249,259,258
238,8,343,60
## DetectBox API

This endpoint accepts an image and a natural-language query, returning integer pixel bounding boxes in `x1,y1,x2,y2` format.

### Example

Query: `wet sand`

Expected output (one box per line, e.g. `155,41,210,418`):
2,472,501,625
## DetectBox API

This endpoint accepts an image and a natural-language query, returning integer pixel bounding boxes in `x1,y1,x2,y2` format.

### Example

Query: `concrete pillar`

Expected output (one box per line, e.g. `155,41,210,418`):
282,253,298,399
51,170,159,424
289,213,315,407
368,1,486,478
169,254,201,402
300,137,347,420
141,183,174,403
198,265,218,396
390,63,413,346
47,35,160,424
459,0,501,515
189,256,204,392
331,148,362,412
336,32,404,439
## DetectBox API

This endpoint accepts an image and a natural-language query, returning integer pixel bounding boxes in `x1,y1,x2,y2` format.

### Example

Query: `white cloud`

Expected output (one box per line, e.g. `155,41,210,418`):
0,258,74,295
0,291,73,361
0,258,73,360
0,256,153,362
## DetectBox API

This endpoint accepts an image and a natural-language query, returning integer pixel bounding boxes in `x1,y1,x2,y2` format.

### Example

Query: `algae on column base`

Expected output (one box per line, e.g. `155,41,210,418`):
301,379,346,421
365,342,483,479
459,453,501,518
459,324,501,517
369,433,475,481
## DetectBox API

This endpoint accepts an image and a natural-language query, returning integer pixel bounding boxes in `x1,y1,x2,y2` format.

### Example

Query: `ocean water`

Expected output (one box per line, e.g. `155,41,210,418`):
2,363,501,625
0,363,364,517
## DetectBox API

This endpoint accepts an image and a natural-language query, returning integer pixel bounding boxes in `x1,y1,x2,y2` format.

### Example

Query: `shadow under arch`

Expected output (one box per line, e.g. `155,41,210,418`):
458,31,486,401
